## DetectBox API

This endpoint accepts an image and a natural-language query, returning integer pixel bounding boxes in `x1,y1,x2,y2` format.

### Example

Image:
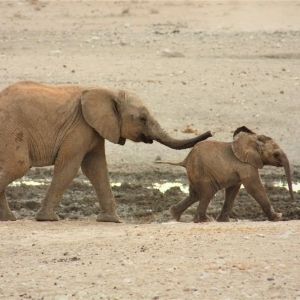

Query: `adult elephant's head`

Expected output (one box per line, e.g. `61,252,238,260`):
81,88,212,149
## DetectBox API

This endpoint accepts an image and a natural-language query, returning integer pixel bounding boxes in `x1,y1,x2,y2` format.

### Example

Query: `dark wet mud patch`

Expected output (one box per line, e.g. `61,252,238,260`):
6,168,300,223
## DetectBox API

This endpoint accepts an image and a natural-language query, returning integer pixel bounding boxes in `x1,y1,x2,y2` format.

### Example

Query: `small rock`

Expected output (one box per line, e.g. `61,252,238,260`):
70,256,80,261
121,8,130,15
50,50,61,55
155,156,161,161
160,48,185,58
140,245,147,252
182,125,198,134
120,40,128,46
150,9,159,14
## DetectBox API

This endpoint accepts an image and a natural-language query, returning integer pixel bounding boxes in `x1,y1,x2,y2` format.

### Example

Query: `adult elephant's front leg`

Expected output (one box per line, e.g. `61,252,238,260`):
36,154,83,221
81,140,121,223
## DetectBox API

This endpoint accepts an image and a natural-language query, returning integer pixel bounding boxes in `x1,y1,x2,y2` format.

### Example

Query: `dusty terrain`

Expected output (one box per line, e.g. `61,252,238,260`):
1,221,300,299
0,1,300,299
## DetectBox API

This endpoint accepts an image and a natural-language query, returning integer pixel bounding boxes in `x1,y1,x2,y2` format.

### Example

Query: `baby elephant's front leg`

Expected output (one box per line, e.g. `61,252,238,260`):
242,177,282,221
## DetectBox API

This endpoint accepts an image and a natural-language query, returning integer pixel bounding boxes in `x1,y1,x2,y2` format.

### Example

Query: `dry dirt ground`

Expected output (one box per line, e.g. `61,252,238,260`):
0,1,300,299
0,221,300,300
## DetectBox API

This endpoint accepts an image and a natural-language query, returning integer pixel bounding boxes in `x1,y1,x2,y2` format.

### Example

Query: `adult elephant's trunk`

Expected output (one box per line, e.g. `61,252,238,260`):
149,119,212,150
280,152,294,201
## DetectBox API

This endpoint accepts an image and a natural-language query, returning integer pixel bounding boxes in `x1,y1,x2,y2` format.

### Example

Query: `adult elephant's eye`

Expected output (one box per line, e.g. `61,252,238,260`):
140,116,147,124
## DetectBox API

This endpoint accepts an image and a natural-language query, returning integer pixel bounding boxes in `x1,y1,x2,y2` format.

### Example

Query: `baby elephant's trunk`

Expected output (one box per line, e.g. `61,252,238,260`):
281,152,294,201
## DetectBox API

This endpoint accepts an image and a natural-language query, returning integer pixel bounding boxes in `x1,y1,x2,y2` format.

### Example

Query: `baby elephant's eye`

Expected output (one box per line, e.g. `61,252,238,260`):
274,151,281,159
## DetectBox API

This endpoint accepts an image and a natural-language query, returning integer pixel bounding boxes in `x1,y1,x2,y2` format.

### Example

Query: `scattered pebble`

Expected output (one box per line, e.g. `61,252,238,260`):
150,9,159,14
121,8,130,15
160,48,185,58
155,155,162,161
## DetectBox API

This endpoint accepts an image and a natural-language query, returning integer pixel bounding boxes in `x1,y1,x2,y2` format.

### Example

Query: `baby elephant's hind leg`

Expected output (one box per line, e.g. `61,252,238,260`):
193,186,215,222
194,197,214,222
170,188,198,221
217,184,241,222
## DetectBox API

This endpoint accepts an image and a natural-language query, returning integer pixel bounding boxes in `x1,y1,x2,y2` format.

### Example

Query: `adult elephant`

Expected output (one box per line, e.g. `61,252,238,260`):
0,81,212,222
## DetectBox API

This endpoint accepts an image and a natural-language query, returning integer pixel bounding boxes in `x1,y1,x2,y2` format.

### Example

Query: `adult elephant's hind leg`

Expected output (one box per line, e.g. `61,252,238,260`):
0,155,30,221
81,140,121,223
36,154,83,221
0,191,16,221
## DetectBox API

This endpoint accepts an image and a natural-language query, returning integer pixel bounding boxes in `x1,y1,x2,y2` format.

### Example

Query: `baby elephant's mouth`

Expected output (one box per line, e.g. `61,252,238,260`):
141,134,153,144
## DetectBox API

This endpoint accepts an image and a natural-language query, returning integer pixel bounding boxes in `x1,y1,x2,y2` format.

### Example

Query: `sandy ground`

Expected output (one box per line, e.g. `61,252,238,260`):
0,220,299,299
0,1,300,299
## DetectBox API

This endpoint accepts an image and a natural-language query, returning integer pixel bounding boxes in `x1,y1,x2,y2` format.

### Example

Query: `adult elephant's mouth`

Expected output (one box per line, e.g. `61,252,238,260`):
118,137,126,145
141,134,153,144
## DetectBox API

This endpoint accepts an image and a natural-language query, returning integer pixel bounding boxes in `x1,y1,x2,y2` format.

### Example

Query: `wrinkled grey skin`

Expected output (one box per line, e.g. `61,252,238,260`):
0,81,212,222
157,126,294,222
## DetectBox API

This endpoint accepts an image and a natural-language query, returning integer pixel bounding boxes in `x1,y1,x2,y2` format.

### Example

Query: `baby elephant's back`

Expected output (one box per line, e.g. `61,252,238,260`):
185,140,236,183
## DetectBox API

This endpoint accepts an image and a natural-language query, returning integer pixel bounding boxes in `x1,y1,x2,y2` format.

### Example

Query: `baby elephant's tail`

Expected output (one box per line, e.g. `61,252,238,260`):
155,160,186,168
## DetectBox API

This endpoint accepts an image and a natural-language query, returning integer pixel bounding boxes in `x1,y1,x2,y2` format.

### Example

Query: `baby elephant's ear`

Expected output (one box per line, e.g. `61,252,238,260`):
231,132,263,169
233,126,255,137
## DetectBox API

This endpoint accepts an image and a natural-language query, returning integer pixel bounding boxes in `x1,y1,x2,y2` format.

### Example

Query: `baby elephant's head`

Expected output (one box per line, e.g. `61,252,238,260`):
232,126,294,200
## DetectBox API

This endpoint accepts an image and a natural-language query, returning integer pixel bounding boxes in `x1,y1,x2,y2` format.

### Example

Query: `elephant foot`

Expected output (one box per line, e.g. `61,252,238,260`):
194,214,214,223
0,210,17,221
170,205,182,221
268,212,282,222
36,209,59,221
97,212,121,223
217,214,230,222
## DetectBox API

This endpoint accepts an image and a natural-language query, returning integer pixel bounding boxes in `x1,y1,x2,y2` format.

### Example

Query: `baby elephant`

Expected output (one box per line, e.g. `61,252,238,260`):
157,126,294,222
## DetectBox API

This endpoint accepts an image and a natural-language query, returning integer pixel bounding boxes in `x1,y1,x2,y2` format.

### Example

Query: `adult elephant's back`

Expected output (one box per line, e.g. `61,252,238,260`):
0,81,85,167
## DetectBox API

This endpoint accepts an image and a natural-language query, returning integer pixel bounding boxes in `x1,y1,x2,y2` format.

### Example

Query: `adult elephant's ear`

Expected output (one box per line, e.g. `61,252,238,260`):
231,132,263,169
81,88,121,144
